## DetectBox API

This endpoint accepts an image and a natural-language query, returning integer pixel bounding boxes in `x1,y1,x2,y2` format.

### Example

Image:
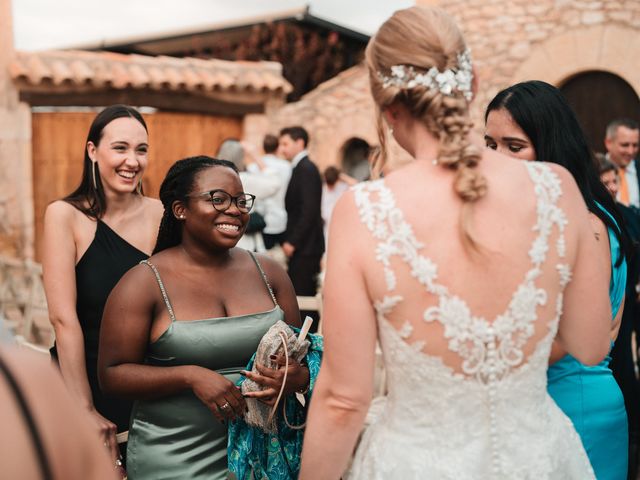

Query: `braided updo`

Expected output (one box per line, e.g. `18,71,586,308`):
153,156,238,254
366,6,487,248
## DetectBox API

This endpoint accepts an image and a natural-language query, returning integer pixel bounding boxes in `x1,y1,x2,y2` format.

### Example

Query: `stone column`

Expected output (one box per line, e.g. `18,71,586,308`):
0,0,33,259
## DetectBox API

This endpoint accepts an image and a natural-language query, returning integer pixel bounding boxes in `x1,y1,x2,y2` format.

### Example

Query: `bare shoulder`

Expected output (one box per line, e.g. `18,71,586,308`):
44,199,77,225
115,257,158,290
250,251,288,282
44,200,95,239
142,196,164,219
544,163,587,210
332,186,358,217
543,161,575,183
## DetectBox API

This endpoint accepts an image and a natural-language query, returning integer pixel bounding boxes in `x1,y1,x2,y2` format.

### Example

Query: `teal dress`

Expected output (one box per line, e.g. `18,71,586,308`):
126,254,281,480
547,204,628,480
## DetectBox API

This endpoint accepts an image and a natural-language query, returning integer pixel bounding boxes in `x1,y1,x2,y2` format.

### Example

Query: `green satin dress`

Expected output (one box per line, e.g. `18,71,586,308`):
127,253,282,480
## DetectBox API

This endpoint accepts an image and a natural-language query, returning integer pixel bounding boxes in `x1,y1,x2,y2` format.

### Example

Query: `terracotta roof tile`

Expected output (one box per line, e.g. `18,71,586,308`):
10,49,292,97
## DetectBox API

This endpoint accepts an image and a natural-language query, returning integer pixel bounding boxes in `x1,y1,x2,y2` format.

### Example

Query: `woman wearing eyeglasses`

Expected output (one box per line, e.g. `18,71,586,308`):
98,156,309,479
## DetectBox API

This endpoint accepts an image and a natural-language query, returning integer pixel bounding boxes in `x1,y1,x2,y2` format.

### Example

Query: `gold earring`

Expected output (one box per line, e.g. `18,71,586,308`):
91,161,98,190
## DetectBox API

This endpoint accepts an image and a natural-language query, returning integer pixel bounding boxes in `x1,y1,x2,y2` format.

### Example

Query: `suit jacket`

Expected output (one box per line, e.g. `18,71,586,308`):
284,156,325,257
634,158,640,197
625,158,640,208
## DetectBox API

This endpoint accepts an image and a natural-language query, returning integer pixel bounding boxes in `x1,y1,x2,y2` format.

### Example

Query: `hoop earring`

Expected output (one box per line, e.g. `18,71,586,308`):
136,179,143,195
91,161,98,190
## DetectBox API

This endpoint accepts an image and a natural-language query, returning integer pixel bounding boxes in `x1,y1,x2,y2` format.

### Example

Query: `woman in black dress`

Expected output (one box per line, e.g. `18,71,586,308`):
42,105,163,464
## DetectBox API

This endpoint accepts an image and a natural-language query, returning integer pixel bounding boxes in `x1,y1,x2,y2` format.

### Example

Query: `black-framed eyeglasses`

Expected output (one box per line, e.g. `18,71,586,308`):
187,189,256,213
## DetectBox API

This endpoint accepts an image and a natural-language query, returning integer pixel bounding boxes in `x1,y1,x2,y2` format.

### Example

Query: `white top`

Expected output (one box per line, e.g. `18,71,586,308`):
291,149,308,169
246,154,292,235
622,160,639,208
321,180,350,246
236,170,279,252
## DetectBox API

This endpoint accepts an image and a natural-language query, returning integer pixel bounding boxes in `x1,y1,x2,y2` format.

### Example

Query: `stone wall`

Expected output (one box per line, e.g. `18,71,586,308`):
437,0,640,130
0,0,33,258
245,0,639,175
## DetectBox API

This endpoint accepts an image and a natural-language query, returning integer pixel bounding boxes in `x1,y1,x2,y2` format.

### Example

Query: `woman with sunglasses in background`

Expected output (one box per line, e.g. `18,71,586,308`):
98,156,309,479
42,105,163,470
485,81,632,480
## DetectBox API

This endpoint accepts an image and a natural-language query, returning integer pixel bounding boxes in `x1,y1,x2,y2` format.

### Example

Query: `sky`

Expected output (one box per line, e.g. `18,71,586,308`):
12,0,414,51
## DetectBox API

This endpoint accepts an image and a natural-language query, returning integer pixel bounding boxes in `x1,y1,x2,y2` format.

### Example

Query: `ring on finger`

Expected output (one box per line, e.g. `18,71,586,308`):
220,402,231,411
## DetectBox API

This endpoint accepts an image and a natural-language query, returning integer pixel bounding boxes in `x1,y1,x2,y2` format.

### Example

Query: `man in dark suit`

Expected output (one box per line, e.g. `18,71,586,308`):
279,126,324,329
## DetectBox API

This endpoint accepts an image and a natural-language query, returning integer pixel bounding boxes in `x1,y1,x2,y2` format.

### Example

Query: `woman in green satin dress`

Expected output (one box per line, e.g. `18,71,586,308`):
98,156,310,479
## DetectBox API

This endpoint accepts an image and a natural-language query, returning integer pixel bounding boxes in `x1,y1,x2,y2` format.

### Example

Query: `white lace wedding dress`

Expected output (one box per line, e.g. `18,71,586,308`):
347,162,595,479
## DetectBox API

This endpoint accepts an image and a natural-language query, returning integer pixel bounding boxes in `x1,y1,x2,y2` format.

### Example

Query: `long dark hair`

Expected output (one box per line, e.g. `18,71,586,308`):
63,105,148,219
153,156,238,254
485,80,631,266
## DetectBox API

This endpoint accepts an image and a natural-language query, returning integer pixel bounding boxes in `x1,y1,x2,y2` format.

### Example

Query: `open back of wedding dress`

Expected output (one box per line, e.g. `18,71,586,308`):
348,162,595,479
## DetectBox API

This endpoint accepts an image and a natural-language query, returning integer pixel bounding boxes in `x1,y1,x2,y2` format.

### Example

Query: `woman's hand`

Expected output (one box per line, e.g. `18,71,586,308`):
241,354,310,406
88,408,120,465
189,367,246,422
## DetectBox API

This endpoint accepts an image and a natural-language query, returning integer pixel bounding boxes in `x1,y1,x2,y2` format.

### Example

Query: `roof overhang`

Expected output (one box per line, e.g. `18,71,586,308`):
67,6,369,54
9,50,292,115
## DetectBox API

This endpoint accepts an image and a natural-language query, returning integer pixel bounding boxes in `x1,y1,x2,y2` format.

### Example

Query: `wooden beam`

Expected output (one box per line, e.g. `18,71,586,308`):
18,89,271,116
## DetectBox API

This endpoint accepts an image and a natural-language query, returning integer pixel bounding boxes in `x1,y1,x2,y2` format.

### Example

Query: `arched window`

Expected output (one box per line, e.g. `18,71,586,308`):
341,137,371,181
560,71,640,153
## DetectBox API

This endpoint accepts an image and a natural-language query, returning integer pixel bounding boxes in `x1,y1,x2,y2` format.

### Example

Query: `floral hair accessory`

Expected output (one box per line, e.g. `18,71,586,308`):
377,49,473,101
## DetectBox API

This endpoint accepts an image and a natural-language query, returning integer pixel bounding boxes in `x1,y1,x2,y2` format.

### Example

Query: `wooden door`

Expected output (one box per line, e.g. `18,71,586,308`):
560,71,640,153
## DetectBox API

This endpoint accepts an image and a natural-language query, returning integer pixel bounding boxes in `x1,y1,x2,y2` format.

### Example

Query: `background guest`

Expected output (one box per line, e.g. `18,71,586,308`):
245,134,292,251
485,80,632,480
279,126,325,331
42,105,163,462
605,119,640,208
598,155,640,479
321,166,357,247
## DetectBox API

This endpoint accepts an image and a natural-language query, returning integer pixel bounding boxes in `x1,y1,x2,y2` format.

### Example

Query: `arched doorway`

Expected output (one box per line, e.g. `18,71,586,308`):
341,137,370,181
560,71,640,153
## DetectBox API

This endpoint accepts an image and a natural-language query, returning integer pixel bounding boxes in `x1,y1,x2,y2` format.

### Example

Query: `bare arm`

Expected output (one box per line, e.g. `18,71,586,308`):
556,167,611,365
300,193,377,479
98,263,246,421
42,202,93,409
549,211,620,365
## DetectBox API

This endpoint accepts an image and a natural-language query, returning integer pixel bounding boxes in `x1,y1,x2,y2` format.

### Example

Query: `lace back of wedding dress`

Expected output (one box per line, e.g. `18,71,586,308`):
348,162,595,480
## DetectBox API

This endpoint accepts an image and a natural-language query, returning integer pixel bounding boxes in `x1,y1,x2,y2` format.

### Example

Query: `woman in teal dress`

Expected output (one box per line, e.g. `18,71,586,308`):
98,156,311,479
485,81,632,479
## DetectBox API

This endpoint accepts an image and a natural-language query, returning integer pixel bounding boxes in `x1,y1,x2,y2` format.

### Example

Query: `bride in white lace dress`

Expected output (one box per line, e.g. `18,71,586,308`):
299,6,612,480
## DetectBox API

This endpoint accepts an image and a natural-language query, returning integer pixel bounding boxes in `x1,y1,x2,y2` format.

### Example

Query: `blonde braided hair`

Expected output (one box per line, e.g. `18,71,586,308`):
366,6,487,249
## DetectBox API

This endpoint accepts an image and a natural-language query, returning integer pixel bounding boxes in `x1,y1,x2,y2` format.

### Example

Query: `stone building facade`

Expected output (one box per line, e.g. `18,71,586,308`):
0,0,32,258
245,0,640,176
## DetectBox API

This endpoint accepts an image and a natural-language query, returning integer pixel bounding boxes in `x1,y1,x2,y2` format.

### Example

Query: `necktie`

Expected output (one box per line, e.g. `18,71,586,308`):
618,167,630,205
